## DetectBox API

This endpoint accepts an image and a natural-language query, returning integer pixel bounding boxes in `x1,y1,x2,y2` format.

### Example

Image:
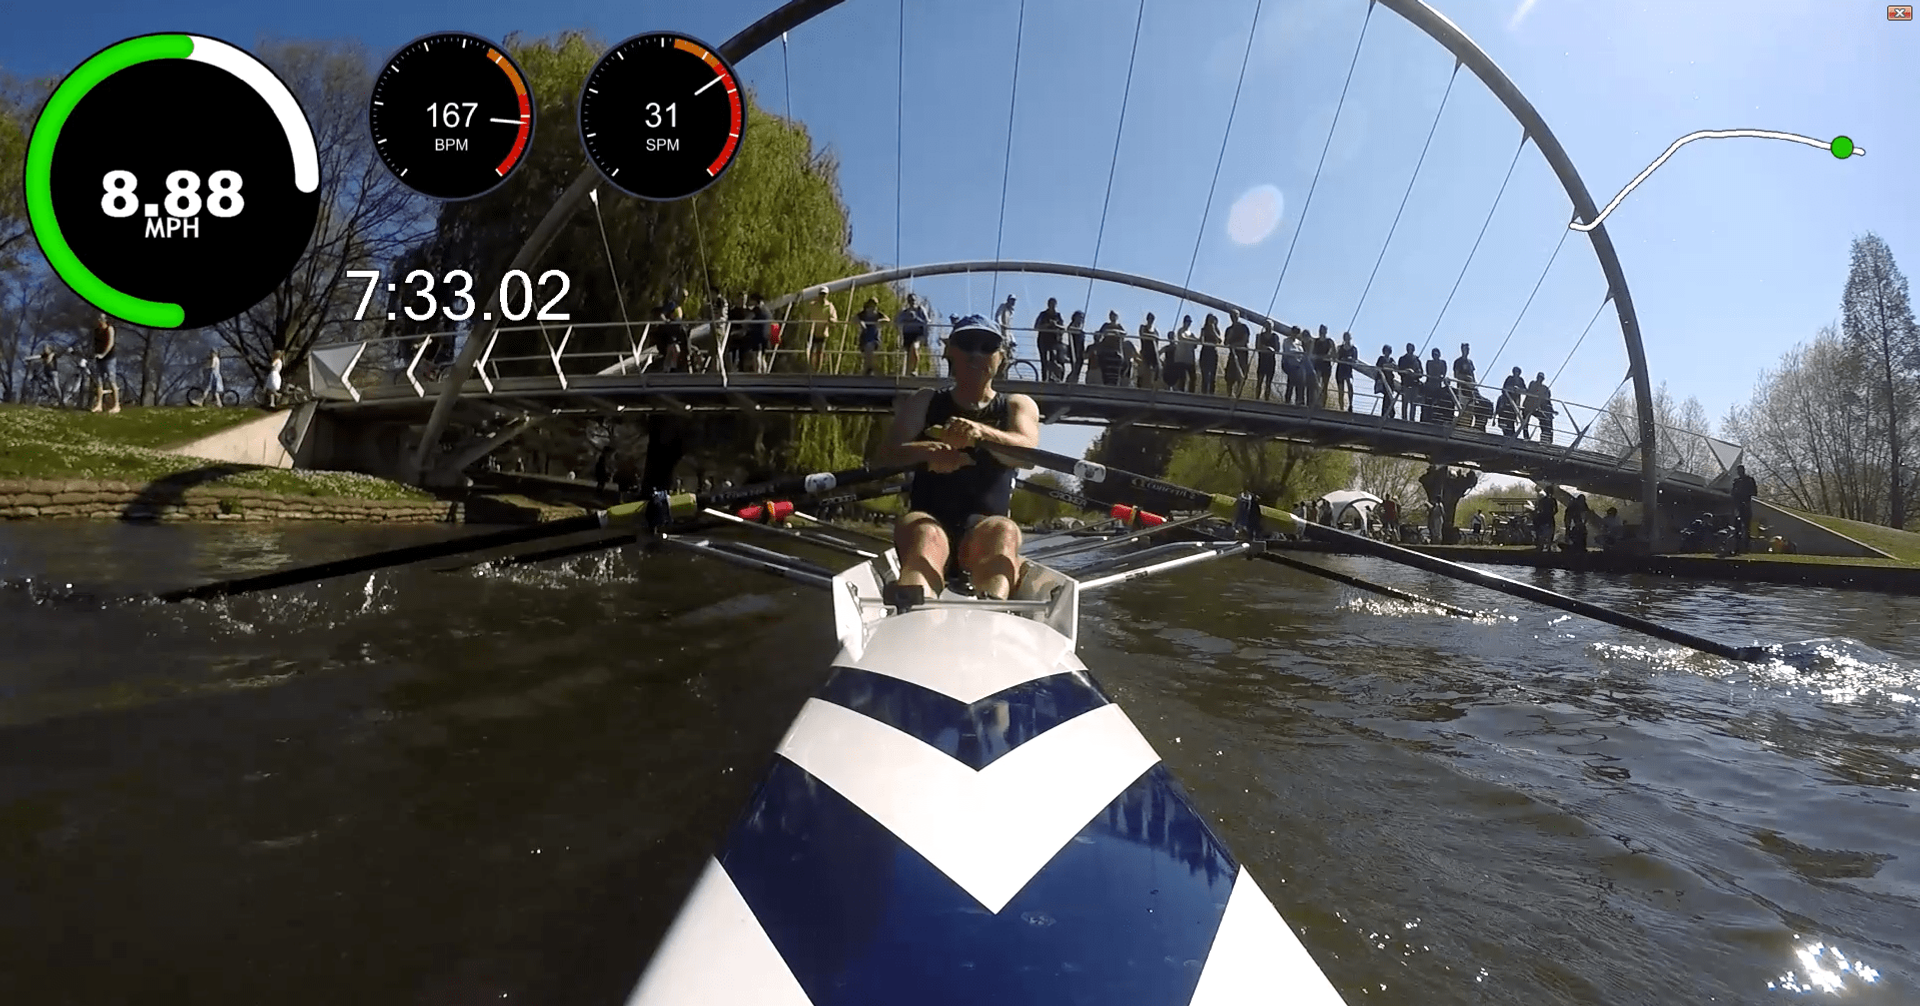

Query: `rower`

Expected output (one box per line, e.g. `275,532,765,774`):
873,314,1041,608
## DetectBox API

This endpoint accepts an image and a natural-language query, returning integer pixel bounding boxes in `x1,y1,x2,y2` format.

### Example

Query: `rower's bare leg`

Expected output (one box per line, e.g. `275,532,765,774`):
892,512,950,594
959,516,1023,599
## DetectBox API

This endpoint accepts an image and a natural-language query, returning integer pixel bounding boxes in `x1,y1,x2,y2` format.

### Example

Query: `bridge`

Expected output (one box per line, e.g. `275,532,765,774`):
283,0,1746,523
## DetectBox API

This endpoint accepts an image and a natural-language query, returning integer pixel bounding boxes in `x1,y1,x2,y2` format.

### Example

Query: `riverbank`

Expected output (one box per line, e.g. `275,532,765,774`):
1276,539,1920,594
0,404,446,521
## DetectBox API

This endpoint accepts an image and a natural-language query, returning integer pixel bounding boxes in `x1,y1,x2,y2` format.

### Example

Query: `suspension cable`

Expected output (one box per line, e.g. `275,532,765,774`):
989,0,1028,307
589,188,639,358
1266,0,1375,319
781,31,793,121
1348,61,1459,333
1550,294,1612,388
1083,0,1150,318
1422,130,1529,353
1482,226,1570,375
895,0,905,269
1175,0,1265,323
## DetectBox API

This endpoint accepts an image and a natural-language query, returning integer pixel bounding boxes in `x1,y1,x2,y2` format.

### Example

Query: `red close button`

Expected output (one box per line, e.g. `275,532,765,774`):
1893,6,1915,21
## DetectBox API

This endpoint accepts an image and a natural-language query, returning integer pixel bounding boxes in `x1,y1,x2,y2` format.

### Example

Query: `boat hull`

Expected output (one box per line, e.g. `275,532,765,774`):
627,558,1347,1005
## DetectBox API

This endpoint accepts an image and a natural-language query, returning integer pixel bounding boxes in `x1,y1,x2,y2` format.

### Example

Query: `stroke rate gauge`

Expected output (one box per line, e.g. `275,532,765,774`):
23,34,320,329
578,31,744,201
369,32,534,201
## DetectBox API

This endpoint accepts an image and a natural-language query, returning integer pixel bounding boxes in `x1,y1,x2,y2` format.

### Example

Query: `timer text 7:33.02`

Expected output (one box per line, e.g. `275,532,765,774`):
348,268,571,323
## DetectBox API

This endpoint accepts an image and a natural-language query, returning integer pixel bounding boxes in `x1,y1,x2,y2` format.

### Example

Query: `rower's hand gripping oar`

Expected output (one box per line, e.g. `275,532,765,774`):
981,441,1770,663
149,464,913,603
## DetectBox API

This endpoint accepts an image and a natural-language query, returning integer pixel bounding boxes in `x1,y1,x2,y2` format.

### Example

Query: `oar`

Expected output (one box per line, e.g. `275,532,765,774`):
432,480,907,573
1024,473,1484,617
150,464,912,603
978,441,1768,663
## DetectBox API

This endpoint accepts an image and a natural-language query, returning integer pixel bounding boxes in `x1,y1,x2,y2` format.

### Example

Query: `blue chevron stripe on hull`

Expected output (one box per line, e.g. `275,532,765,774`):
626,554,1349,1005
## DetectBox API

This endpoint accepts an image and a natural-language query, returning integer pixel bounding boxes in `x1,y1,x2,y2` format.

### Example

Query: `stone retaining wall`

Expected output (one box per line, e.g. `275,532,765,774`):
0,479,451,523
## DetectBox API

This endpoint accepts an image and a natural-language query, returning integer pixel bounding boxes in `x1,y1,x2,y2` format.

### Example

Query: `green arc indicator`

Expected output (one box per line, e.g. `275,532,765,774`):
23,33,321,329
25,34,192,327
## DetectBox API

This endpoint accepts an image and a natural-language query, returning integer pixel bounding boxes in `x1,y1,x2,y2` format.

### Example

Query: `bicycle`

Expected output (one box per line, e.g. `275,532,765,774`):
1001,359,1041,382
184,385,241,407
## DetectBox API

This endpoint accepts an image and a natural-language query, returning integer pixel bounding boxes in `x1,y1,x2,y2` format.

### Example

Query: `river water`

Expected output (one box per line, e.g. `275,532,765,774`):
0,520,1914,1006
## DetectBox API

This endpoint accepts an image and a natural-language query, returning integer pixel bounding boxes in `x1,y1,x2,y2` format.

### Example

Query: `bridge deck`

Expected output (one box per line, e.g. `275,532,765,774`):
323,373,1726,504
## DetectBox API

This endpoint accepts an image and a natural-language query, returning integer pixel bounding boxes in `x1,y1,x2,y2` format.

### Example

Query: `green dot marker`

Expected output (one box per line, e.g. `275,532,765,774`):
1831,136,1854,159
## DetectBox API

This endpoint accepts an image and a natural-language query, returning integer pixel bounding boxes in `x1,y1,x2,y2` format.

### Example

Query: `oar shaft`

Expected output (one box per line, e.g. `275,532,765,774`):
986,441,1762,663
1254,550,1481,619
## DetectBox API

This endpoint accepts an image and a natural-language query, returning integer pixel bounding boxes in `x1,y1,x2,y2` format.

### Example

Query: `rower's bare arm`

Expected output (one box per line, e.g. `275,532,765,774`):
874,389,945,465
973,394,1041,450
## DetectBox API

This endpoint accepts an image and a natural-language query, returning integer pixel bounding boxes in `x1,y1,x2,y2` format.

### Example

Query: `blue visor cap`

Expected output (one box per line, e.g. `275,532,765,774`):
948,315,1004,353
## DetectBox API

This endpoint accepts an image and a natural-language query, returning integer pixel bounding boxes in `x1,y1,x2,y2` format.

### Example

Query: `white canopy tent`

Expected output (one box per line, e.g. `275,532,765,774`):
1317,489,1383,529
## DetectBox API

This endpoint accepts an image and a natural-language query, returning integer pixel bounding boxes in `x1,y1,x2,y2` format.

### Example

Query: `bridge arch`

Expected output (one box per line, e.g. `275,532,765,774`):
417,0,1660,518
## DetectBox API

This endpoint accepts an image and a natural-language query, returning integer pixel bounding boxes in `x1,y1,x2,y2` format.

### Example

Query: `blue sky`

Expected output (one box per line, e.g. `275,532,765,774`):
6,1,1913,464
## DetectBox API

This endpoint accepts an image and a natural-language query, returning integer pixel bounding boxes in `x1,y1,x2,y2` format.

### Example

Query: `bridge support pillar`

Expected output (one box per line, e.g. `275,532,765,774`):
643,414,687,494
1419,464,1480,545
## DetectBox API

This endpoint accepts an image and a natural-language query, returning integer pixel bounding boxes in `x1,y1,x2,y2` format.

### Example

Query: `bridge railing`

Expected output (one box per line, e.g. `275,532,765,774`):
310,322,1741,488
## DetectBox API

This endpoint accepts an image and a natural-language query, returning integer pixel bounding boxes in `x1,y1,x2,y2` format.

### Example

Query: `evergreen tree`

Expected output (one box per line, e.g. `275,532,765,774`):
1840,232,1920,528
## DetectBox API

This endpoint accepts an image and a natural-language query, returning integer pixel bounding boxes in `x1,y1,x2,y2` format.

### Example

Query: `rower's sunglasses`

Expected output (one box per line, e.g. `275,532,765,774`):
951,333,1002,355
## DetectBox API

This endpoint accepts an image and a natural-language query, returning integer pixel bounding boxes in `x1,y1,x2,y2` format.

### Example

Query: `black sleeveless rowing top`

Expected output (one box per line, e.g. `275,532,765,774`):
908,388,1015,529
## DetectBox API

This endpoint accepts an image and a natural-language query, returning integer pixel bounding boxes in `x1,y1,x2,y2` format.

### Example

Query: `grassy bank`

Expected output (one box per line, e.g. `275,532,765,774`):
1790,509,1920,563
0,404,433,502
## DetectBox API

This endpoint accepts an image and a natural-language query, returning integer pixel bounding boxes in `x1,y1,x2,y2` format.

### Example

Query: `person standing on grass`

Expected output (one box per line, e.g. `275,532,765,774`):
91,314,120,413
205,348,224,406
266,350,285,409
1730,464,1758,553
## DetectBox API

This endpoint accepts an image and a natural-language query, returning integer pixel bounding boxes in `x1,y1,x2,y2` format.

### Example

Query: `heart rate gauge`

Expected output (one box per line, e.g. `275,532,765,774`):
24,33,321,329
578,31,745,201
369,32,535,201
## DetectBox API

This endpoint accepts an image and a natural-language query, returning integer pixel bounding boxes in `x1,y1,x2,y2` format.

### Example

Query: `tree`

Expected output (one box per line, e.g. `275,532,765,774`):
208,39,433,386
0,73,43,274
1840,232,1920,528
1601,380,1718,479
1345,450,1424,504
1086,424,1178,480
1722,326,1893,523
1163,435,1349,506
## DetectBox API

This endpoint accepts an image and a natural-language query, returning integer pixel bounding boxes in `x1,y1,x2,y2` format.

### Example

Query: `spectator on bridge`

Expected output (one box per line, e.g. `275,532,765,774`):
1335,332,1358,411
1524,372,1555,444
1397,342,1422,421
748,293,775,373
1168,316,1199,392
1422,348,1451,424
1224,312,1252,398
1373,344,1397,418
1197,315,1222,395
1730,463,1758,553
809,287,838,372
709,293,732,374
994,294,1019,376
1034,298,1066,382
1498,367,1526,437
1310,325,1336,407
1137,313,1161,390
1094,311,1131,385
1566,493,1590,552
1533,487,1558,551
1254,322,1279,400
897,294,930,376
1281,329,1306,405
857,297,888,376
1066,310,1088,383
1453,343,1476,398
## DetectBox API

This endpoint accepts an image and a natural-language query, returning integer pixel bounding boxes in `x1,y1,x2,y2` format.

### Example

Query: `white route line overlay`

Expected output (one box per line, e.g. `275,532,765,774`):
1572,129,1863,232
